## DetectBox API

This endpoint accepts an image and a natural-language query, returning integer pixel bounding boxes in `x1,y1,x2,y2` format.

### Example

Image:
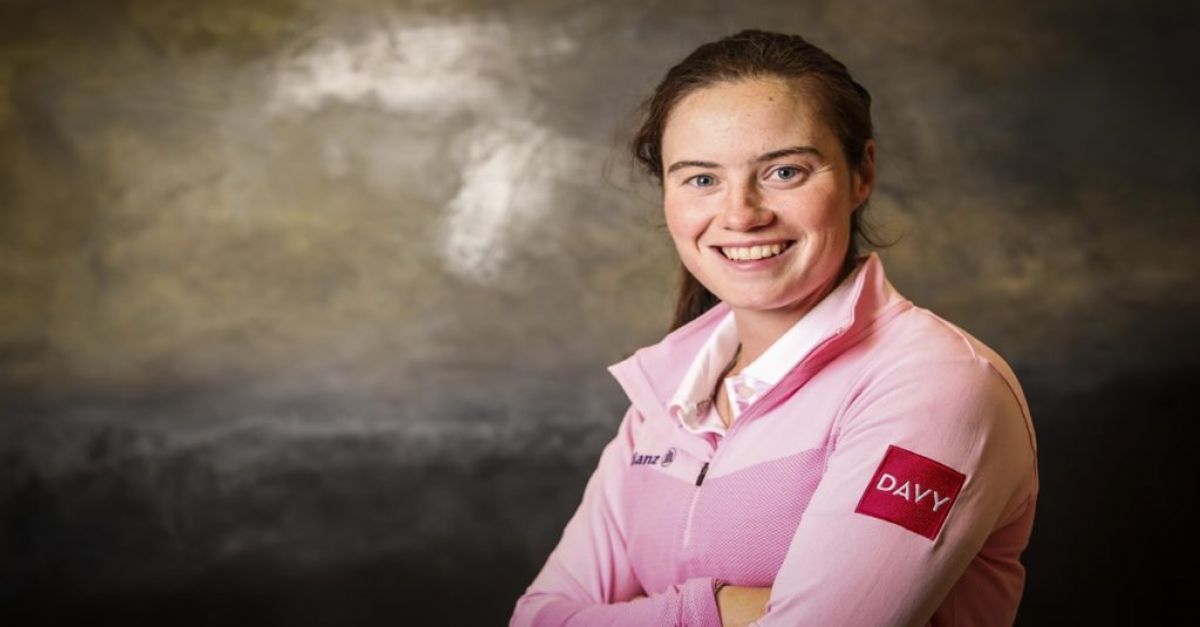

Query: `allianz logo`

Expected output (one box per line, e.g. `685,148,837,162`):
631,447,676,467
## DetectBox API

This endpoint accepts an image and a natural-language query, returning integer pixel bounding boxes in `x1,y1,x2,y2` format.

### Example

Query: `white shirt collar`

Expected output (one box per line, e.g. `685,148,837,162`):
668,313,740,435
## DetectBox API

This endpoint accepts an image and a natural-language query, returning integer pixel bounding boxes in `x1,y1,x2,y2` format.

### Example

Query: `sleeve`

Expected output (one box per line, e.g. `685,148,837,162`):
510,405,725,627
750,357,1037,627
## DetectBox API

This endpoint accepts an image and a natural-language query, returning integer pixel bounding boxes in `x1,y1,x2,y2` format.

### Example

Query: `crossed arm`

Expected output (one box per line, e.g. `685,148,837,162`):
629,585,769,627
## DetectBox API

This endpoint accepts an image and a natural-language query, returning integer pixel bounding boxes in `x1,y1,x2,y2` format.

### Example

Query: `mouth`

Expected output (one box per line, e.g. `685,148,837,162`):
715,241,795,261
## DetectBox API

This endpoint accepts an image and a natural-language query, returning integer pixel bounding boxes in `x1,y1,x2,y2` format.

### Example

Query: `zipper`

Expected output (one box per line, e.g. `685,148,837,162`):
681,432,723,548
678,365,808,549
681,423,745,548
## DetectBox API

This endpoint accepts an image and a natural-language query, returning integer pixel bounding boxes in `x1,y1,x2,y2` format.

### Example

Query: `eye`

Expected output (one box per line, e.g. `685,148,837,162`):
769,166,807,182
686,174,717,188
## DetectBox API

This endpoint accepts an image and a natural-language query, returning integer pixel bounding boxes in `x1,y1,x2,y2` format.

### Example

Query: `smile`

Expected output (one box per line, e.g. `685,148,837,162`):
718,241,794,261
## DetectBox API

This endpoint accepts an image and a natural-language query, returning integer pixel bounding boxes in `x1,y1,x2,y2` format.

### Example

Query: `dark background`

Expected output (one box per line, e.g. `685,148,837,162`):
1,0,1196,624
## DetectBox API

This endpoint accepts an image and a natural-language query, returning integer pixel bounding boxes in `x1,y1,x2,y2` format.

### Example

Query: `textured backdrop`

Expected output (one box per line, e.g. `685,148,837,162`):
1,0,1196,624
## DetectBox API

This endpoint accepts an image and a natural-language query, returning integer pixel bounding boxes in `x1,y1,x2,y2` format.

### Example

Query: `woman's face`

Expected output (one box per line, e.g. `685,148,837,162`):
661,77,874,318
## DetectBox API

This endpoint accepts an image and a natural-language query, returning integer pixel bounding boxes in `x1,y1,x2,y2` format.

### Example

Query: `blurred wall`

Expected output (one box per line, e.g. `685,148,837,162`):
1,0,1195,624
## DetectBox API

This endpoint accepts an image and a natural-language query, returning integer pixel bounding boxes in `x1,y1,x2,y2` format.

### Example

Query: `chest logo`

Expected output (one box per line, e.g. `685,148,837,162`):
632,447,677,467
855,445,966,540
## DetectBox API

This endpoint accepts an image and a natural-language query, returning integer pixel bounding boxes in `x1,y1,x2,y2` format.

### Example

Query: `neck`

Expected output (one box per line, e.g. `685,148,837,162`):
728,275,841,374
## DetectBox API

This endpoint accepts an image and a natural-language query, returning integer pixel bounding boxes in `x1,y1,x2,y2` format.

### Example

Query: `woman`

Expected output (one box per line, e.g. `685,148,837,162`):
511,29,1037,627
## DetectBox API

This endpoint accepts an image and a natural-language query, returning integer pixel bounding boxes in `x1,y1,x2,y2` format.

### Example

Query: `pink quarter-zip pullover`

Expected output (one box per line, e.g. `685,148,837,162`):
511,253,1038,627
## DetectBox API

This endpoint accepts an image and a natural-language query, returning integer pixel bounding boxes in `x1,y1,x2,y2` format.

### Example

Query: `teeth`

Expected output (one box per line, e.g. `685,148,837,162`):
721,243,787,261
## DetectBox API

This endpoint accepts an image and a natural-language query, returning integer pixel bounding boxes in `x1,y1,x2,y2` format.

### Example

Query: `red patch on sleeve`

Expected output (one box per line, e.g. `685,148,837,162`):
854,445,967,540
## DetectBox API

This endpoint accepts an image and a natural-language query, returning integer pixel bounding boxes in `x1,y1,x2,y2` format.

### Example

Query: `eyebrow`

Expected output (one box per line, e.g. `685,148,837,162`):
665,145,824,175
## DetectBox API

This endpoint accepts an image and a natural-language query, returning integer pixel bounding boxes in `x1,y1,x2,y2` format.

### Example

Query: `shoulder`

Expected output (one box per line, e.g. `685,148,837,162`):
858,305,1026,405
838,306,1036,458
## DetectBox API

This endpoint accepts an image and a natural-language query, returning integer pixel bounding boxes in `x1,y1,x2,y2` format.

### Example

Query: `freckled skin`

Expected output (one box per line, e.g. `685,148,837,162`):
660,78,875,362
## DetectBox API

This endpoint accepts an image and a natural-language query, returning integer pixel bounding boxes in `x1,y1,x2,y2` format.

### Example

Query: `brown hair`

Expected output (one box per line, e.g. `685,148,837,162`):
629,29,882,330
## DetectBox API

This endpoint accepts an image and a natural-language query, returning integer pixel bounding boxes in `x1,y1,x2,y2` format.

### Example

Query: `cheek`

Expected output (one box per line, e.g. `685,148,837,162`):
809,208,850,233
663,198,705,242
784,188,853,231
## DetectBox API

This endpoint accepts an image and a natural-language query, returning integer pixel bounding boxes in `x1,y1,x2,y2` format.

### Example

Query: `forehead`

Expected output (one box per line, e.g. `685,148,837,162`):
662,78,835,160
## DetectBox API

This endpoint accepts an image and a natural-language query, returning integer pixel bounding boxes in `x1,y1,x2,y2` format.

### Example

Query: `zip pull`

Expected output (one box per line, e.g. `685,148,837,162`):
695,462,710,486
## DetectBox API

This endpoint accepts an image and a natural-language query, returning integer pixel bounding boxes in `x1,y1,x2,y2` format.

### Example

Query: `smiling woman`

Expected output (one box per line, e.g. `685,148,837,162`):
511,30,1038,627
660,77,873,363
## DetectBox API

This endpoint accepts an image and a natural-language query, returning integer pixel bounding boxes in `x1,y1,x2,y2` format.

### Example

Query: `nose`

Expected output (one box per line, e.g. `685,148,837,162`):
720,181,774,231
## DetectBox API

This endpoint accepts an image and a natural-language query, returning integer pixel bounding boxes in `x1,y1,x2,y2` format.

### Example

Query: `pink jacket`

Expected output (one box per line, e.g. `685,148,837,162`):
511,253,1038,626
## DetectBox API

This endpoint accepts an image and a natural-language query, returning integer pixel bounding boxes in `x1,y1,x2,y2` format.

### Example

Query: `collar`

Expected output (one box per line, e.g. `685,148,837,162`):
609,252,910,428
666,258,867,433
665,313,739,434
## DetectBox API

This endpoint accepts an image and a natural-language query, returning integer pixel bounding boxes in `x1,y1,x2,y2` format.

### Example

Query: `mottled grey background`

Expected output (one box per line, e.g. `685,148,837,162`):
1,0,1195,624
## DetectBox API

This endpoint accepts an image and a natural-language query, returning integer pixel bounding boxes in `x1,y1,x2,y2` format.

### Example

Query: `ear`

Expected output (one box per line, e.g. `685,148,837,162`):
852,139,876,205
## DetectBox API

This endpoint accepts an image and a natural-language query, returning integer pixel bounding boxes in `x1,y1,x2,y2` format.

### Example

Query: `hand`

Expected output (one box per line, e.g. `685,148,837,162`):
717,585,771,627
